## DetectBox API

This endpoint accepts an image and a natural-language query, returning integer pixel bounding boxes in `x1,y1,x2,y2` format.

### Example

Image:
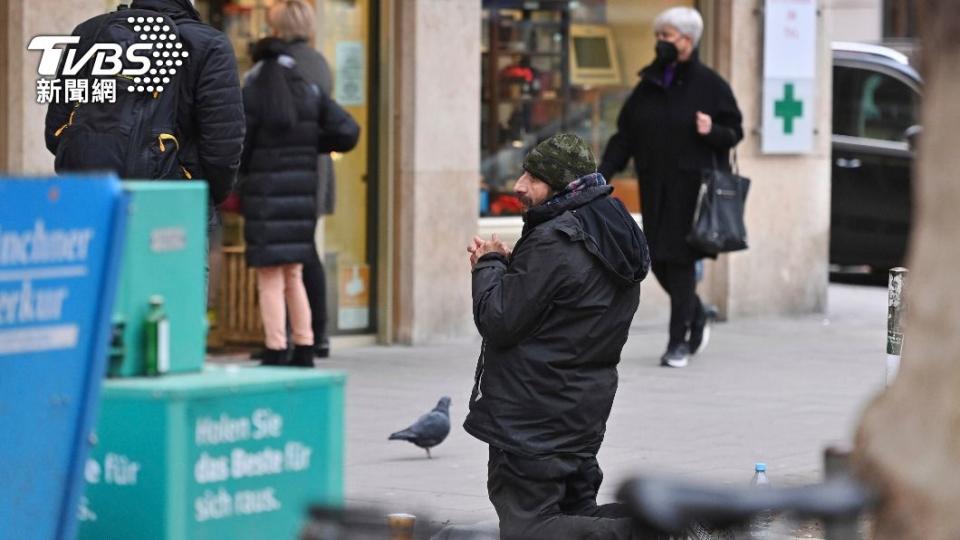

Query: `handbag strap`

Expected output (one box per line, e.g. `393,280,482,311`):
710,149,740,175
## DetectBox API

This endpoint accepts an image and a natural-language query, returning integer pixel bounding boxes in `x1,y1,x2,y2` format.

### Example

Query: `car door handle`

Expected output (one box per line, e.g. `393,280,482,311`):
836,158,862,169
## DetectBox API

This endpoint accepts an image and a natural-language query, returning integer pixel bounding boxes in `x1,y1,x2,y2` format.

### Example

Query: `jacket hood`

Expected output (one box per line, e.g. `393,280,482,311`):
130,0,201,22
573,192,650,285
525,179,650,286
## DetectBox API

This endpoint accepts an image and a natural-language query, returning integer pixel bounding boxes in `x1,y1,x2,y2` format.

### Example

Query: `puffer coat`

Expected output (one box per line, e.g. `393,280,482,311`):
240,46,359,267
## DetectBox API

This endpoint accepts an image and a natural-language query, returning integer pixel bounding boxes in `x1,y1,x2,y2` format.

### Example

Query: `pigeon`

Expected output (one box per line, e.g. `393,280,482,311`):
388,396,451,458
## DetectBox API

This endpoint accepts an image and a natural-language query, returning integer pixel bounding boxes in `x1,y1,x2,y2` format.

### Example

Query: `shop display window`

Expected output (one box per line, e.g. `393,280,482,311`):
480,0,696,217
197,0,379,339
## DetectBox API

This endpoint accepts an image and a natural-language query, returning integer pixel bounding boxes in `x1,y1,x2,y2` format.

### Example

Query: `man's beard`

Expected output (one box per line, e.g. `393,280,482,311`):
518,194,535,212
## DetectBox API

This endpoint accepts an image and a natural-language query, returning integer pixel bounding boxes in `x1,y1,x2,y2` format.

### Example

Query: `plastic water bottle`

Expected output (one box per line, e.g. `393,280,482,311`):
752,462,770,487
750,463,773,537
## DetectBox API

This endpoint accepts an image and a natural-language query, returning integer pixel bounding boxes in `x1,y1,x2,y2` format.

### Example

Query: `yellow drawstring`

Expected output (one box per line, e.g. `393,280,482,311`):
54,109,77,137
158,133,179,153
181,166,192,179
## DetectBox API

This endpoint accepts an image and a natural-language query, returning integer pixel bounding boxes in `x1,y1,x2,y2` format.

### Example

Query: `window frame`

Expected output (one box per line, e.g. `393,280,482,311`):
832,58,921,148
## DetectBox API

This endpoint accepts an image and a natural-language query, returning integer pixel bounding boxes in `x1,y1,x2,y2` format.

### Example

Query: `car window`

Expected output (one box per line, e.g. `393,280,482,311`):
833,65,919,142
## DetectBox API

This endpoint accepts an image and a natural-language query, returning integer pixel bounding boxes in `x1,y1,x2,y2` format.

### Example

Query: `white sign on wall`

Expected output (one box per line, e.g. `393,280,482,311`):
335,41,365,106
762,0,818,154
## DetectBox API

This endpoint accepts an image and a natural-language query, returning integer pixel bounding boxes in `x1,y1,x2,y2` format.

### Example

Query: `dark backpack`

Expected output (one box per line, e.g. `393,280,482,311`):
53,5,188,180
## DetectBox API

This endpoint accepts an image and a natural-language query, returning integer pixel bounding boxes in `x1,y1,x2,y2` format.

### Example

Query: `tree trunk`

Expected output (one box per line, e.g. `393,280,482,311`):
853,2,960,539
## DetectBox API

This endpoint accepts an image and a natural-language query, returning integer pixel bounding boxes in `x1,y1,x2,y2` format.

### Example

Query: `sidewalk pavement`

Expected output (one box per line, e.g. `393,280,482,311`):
213,283,889,534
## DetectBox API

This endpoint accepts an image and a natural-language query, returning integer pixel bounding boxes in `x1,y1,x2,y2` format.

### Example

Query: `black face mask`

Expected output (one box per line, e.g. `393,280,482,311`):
655,40,679,64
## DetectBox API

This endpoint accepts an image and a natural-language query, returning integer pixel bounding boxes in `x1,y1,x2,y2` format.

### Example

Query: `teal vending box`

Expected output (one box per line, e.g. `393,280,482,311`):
112,181,207,376
79,366,346,539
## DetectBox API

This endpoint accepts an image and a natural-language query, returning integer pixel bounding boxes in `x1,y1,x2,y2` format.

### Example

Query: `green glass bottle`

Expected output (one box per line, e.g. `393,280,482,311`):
107,315,126,378
144,295,170,377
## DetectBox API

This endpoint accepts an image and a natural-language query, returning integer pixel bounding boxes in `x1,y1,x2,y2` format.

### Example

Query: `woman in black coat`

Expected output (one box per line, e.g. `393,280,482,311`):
267,0,337,358
240,37,359,367
599,7,743,369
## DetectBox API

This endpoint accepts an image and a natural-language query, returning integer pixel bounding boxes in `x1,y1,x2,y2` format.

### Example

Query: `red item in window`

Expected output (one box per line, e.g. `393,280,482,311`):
490,194,524,216
500,65,535,83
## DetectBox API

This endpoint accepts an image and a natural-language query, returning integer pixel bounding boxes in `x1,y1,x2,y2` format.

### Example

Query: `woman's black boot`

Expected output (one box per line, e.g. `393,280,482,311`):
314,336,330,359
260,348,289,366
291,345,315,368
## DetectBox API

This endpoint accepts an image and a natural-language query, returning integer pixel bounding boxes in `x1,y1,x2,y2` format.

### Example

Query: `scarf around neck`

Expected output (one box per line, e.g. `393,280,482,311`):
544,172,607,208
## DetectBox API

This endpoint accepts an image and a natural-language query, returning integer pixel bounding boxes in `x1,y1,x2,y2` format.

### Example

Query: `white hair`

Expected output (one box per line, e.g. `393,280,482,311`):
654,7,704,46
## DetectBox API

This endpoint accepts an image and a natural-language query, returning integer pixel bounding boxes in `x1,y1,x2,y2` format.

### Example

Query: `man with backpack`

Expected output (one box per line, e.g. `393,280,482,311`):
44,0,244,207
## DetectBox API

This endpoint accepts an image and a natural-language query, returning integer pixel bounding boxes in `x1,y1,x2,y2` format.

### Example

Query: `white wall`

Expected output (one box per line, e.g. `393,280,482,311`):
393,0,481,343
707,1,835,318
5,0,104,174
828,0,883,43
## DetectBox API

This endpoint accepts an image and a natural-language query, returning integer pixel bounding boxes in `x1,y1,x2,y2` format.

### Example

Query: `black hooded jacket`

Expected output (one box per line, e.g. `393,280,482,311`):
464,183,650,458
44,0,245,205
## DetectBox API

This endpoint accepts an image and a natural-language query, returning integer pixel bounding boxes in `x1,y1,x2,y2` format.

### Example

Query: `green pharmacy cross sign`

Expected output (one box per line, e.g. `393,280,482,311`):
774,83,804,135
761,0,816,154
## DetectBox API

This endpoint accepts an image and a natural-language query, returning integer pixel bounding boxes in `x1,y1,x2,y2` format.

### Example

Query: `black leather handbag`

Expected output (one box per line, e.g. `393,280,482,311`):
687,153,750,255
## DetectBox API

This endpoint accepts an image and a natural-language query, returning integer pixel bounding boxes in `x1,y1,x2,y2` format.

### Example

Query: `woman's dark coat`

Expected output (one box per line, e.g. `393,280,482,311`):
599,53,743,263
240,53,359,268
286,39,338,217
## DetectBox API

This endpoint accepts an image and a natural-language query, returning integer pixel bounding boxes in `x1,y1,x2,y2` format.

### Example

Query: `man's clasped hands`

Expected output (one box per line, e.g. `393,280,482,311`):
468,234,512,268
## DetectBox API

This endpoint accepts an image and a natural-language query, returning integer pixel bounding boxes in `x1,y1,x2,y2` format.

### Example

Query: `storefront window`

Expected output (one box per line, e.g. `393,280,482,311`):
480,0,695,217
198,0,378,337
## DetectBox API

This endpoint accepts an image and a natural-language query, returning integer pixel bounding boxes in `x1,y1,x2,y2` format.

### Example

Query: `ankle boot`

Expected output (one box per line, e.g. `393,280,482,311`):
291,345,315,368
314,336,330,359
260,348,289,367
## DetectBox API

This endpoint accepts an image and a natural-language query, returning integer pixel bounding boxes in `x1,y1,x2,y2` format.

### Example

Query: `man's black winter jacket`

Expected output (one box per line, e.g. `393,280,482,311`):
465,184,650,458
44,0,244,205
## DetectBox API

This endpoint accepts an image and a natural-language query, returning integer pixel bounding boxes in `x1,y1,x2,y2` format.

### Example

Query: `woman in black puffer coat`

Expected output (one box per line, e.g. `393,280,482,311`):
240,37,359,367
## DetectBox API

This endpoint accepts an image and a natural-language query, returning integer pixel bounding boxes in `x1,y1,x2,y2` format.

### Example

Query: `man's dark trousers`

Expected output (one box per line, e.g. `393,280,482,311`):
487,447,671,540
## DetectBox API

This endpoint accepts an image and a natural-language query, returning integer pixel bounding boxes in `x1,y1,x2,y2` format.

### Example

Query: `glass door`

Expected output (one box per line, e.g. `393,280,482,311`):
318,0,378,335
197,0,379,342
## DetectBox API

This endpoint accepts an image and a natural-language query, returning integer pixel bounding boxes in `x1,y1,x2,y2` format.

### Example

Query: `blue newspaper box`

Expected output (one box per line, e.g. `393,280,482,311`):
0,176,127,540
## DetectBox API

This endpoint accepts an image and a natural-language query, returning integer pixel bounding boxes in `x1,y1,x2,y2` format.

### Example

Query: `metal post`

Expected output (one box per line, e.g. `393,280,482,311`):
886,268,908,386
823,446,860,540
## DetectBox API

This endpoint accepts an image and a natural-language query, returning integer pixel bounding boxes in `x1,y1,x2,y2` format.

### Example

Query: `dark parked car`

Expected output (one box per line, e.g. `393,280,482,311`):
831,42,922,272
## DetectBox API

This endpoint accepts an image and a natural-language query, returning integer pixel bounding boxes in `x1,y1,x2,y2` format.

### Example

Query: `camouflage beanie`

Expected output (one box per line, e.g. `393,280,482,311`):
522,133,597,191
